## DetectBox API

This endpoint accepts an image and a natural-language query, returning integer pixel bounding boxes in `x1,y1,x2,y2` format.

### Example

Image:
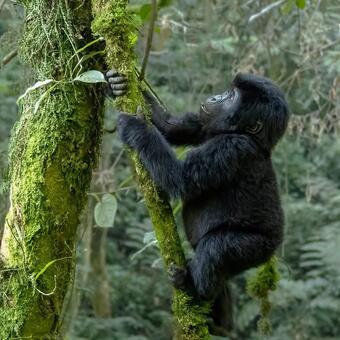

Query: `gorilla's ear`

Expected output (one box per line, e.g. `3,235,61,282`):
246,121,263,134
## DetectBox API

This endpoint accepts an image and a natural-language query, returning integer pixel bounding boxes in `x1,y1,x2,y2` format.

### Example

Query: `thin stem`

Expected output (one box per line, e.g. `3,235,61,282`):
0,49,18,70
140,0,157,81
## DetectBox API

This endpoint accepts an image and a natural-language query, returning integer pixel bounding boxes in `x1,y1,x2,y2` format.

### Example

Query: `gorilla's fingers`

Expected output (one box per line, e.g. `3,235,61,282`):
110,83,127,91
168,263,188,290
106,69,119,78
108,76,126,84
112,89,126,96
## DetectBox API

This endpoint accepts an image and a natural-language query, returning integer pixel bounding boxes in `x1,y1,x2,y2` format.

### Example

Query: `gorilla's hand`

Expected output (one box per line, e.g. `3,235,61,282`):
168,263,188,290
106,70,127,97
117,113,147,148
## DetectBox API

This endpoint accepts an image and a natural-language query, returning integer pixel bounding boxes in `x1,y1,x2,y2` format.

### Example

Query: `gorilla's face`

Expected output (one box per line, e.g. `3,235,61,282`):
200,87,246,136
200,88,241,122
200,74,289,150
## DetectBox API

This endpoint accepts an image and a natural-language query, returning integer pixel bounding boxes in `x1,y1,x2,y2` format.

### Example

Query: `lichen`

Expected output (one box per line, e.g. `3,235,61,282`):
0,1,104,338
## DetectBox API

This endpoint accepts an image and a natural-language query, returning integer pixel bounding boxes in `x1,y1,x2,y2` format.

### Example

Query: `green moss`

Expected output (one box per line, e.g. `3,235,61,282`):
91,1,210,338
0,1,104,338
247,256,281,335
173,291,211,340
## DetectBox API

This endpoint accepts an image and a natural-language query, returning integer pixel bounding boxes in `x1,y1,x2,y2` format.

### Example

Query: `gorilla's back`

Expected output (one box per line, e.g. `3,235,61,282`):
182,157,284,248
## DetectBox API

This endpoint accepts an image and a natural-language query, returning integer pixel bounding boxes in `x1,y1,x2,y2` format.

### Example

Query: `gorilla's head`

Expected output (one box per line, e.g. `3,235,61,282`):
200,73,289,150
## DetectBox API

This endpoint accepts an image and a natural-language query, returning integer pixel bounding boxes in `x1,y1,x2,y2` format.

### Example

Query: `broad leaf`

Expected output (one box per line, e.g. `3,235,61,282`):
94,194,118,227
74,70,107,83
295,0,306,9
140,4,152,22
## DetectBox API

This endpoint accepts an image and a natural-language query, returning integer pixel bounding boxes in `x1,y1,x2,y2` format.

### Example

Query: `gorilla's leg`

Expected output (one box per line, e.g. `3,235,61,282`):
209,283,233,335
185,228,276,333
188,228,276,300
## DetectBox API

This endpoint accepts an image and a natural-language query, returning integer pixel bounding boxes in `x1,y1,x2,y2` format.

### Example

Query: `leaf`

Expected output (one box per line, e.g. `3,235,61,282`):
94,194,118,227
295,0,306,9
18,79,54,101
68,37,104,63
140,4,152,22
281,0,294,14
74,70,107,84
72,51,105,75
34,83,58,114
159,0,172,7
35,256,71,280
143,231,156,244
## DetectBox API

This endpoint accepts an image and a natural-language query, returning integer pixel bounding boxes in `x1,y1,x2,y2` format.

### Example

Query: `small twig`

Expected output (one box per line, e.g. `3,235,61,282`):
248,0,285,23
140,0,157,81
242,0,256,8
0,49,18,70
135,67,167,110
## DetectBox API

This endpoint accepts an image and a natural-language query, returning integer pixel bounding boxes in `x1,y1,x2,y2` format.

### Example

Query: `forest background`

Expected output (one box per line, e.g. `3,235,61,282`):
0,0,340,339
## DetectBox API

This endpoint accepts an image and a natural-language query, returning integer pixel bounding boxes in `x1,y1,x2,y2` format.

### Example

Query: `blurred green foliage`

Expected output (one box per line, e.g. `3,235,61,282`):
1,0,340,339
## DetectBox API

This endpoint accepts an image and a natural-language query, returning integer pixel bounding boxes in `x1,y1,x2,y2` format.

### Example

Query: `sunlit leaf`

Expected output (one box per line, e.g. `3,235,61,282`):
295,0,306,9
140,4,152,22
74,70,107,83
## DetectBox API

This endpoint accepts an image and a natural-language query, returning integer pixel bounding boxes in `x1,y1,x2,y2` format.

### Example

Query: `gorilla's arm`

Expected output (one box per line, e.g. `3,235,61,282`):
143,91,205,146
117,113,258,197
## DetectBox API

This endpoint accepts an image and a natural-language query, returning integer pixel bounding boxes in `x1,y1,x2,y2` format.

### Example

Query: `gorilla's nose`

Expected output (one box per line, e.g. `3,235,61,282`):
207,95,222,104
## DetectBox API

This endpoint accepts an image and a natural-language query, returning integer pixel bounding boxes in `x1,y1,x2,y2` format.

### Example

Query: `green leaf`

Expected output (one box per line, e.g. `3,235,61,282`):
35,256,71,280
129,32,138,46
295,0,306,9
281,0,294,14
18,79,55,101
94,194,118,227
159,0,172,7
140,4,152,22
74,70,107,84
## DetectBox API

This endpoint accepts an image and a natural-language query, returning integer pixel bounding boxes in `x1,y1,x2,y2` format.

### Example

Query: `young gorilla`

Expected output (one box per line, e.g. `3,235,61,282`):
107,70,289,333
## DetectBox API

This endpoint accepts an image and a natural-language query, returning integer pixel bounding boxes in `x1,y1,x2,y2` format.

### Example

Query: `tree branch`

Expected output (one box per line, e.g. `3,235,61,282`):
248,0,285,23
0,49,18,70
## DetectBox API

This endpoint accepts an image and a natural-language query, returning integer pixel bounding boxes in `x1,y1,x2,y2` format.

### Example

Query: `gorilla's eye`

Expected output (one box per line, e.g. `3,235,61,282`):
224,89,235,103
246,121,263,134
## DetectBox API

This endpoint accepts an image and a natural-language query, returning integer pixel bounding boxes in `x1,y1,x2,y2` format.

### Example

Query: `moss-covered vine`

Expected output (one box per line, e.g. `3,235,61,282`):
91,1,210,338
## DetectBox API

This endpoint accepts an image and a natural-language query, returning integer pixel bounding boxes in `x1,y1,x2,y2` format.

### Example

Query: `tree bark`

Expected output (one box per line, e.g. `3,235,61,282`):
91,1,210,339
0,1,104,338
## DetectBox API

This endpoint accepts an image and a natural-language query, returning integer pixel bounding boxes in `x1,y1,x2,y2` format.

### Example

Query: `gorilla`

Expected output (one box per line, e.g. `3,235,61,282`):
106,70,289,333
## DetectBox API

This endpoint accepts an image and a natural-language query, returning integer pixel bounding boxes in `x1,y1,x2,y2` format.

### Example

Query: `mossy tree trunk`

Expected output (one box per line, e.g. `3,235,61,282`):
91,1,210,339
0,1,104,338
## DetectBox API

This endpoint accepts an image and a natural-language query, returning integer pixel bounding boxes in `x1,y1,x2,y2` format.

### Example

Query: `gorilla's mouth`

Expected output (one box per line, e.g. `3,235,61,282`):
200,103,209,114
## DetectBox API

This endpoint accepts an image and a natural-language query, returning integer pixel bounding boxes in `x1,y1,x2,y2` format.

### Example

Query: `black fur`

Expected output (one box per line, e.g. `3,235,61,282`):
115,73,289,333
